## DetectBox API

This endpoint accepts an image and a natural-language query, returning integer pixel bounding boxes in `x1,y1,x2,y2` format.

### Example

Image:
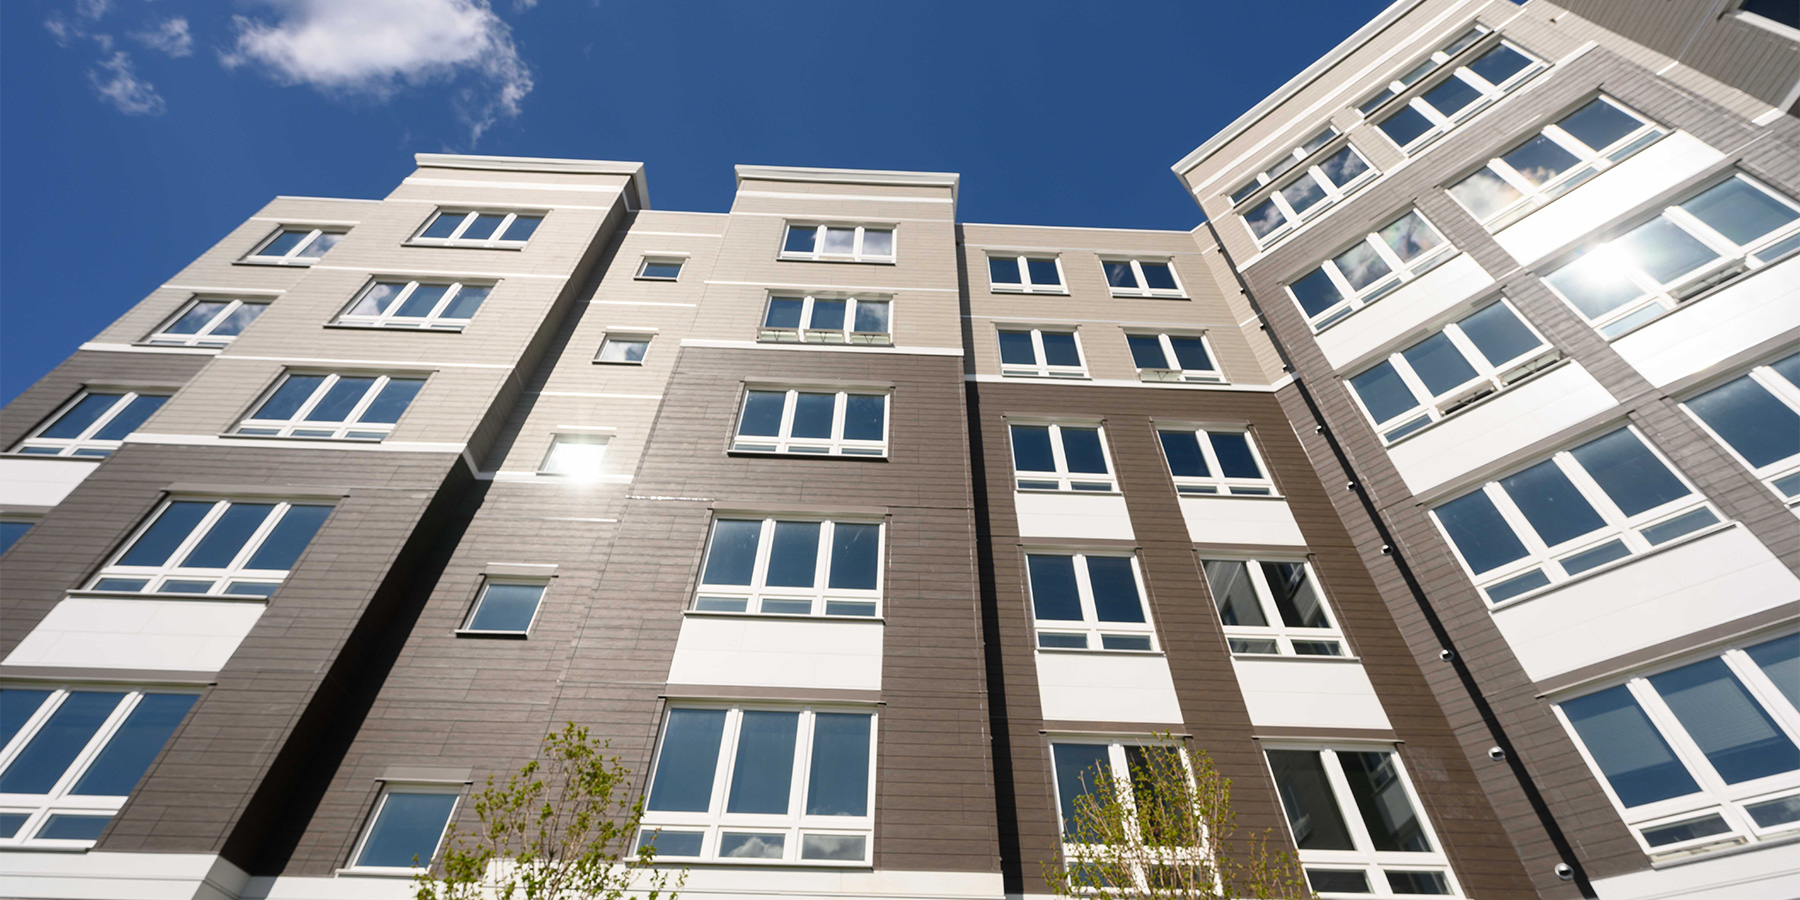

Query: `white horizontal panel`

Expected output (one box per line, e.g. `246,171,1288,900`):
2,597,265,673
1035,651,1183,724
1231,657,1392,730
1178,496,1306,546
0,851,248,900
1613,256,1800,387
0,456,101,508
1588,835,1800,900
667,616,882,691
237,867,1006,900
1013,492,1135,541
1316,254,1495,371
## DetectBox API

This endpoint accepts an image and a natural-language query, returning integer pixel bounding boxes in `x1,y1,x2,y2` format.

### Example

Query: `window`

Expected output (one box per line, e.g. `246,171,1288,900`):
348,785,459,870
1126,332,1222,384
987,254,1066,293
1103,259,1185,297
732,389,887,456
413,209,541,247
1684,352,1800,505
0,688,197,848
1287,210,1455,329
760,294,891,345
1027,551,1154,651
144,297,268,347
1010,422,1116,492
1371,35,1543,154
1738,0,1800,31
637,257,684,280
1557,634,1800,856
1266,747,1458,897
540,434,608,479
1228,125,1341,204
781,224,894,263
1201,559,1344,656
85,498,331,597
235,373,423,440
0,519,33,554
460,580,546,635
1347,300,1557,442
1240,144,1378,245
12,390,168,457
639,706,875,864
596,333,652,364
336,279,490,330
1357,27,1488,114
1049,739,1196,888
1450,96,1665,229
244,227,343,264
1432,427,1720,604
692,518,883,617
1156,428,1274,496
998,327,1087,378
1543,173,1800,337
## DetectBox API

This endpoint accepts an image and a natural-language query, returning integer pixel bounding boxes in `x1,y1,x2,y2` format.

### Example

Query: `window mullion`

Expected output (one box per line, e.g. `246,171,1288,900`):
224,501,292,576
779,391,798,441
1196,432,1224,487
1483,483,1553,559
1724,649,1800,737
751,520,775,594
0,689,69,770
495,213,518,244
450,213,476,241
712,709,743,820
813,523,833,612
338,376,389,432
790,710,814,828
73,393,134,444
1387,355,1437,408
1158,334,1178,369
1318,750,1379,854
799,296,815,334
1556,453,1633,528
285,375,337,427
424,284,461,321
44,692,139,801
1629,679,1732,796
1048,425,1071,481
160,500,234,578
1072,555,1099,631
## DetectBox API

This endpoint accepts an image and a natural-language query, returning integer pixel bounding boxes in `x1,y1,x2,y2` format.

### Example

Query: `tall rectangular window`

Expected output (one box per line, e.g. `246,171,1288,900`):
781,224,894,263
1010,423,1116,492
413,209,542,247
1156,427,1273,496
1126,332,1222,383
988,254,1066,293
1287,211,1455,329
1431,427,1719,604
1239,142,1378,245
1265,747,1457,896
336,280,491,330
693,518,884,617
234,372,424,440
1102,259,1187,297
244,227,343,264
1368,34,1543,154
1201,559,1344,656
347,785,460,870
761,294,891,344
733,389,888,457
144,297,268,347
0,687,198,847
11,390,168,458
998,327,1087,378
1027,551,1155,651
1543,173,1800,337
1449,96,1665,229
85,498,332,597
1347,299,1556,442
1683,352,1800,504
1557,634,1800,855
639,706,876,864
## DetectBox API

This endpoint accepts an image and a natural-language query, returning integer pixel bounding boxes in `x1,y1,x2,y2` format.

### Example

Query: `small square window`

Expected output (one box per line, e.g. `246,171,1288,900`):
1102,259,1185,297
597,334,652,364
1126,332,1222,383
540,434,609,479
637,258,684,280
997,327,1087,378
245,227,344,265
349,786,460,870
988,255,1065,293
462,580,547,634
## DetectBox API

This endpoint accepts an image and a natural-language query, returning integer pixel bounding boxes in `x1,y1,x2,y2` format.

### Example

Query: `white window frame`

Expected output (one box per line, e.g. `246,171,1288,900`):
731,388,889,457
1227,125,1342,204
85,497,330,597
636,256,686,280
1200,557,1346,657
595,332,654,365
1542,172,1800,338
409,209,543,249
638,704,878,865
0,686,200,850
692,517,885,617
1048,736,1212,891
1287,211,1457,331
458,578,548,636
234,372,422,441
759,294,893,345
1449,95,1666,230
1356,26,1490,115
1102,258,1188,298
243,226,343,265
1026,550,1157,652
1125,331,1223,384
1263,745,1462,899
1431,426,1723,606
1680,353,1800,507
1553,637,1800,857
997,326,1089,379
143,297,269,348
987,254,1068,294
11,389,168,458
538,433,610,480
1345,299,1558,444
1239,143,1380,247
343,782,462,873
1156,427,1276,496
335,279,492,330
1372,36,1546,155
779,223,896,263
1009,421,1118,493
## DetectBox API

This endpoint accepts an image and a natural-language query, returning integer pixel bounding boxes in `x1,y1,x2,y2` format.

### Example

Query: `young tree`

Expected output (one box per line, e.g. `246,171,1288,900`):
414,722,685,900
1044,738,1312,900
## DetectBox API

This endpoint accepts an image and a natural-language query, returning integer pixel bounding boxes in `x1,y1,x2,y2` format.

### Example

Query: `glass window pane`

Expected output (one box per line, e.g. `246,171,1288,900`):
1386,871,1453,895
1688,376,1800,468
842,395,884,443
1159,431,1208,478
764,521,821,588
1615,218,1720,284
1468,43,1530,85
0,692,125,794
1128,335,1167,369
717,833,783,859
35,814,111,841
500,215,541,242
790,393,835,439
1040,332,1081,368
1435,490,1528,575
852,300,890,334
1402,333,1479,396
180,503,276,569
70,693,196,795
1458,303,1540,367
807,713,871,816
439,286,489,320
92,395,167,441
258,231,307,257
989,257,1021,284
1317,147,1369,189
467,583,544,632
1027,258,1062,286
1,689,52,749
1747,635,1800,709
1379,211,1444,264
1379,105,1435,148
41,394,123,439
355,792,457,867
702,520,761,586
1650,658,1799,784
1203,560,1268,627
861,229,893,257
784,226,816,254
1562,685,1699,806
1210,432,1264,480
1339,751,1431,851
211,302,267,336
1680,178,1799,246
1086,557,1143,623
1501,135,1580,187
1352,362,1421,424
0,812,29,839
739,391,786,438
301,232,342,258
1010,425,1055,473
726,711,798,814
0,521,31,554
1559,99,1643,152
1053,743,1112,839
394,284,449,318
167,301,230,334
1262,562,1329,628
1245,199,1289,239
1545,252,1646,318
998,331,1037,366
765,297,803,329
809,299,846,331
640,260,682,279
357,379,424,425
117,501,215,567
1060,427,1109,474
1570,429,1690,516
304,377,375,422
1499,460,1606,547
349,283,405,317
1028,555,1083,621
598,338,649,363
462,214,506,241
422,213,463,239
821,227,856,254
1104,262,1137,288
1280,173,1328,213
1450,168,1524,222
1267,750,1356,851
1290,268,1345,318
647,709,727,812
244,504,330,570
1140,262,1178,290
828,523,880,590
1422,74,1482,117
1168,337,1212,371
1334,241,1393,291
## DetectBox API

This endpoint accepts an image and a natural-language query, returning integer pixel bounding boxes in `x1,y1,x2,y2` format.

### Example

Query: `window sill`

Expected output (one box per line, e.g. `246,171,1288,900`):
1173,490,1285,501
131,342,226,354
65,589,272,603
989,287,1069,296
1229,651,1363,664
1648,827,1800,869
593,359,647,365
634,275,681,281
1108,291,1189,301
1484,517,1737,613
336,867,426,878
651,858,873,869
1378,356,1570,451
0,844,92,853
999,372,1091,381
321,322,467,334
1034,646,1164,658
0,452,108,463
775,255,896,266
1014,487,1123,497
220,433,386,445
726,449,889,462
402,241,525,251
454,628,530,639
233,259,317,268
684,609,885,624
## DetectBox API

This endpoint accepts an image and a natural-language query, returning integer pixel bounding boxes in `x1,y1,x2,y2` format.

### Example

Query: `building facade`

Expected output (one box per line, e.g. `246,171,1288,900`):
1,2,1796,900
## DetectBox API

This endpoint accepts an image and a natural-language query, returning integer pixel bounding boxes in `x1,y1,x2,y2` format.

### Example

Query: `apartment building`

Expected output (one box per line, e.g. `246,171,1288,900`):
2,2,1797,900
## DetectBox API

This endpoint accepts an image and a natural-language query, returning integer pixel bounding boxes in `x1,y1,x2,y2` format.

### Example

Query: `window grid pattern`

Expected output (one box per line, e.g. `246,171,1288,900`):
1201,559,1345,657
1156,428,1275,496
246,227,342,264
1372,36,1544,154
1266,747,1461,898
1241,143,1378,246
998,327,1088,378
1357,26,1489,114
1028,552,1156,652
1102,259,1186,297
235,372,424,440
1126,332,1223,383
1682,352,1800,505
693,518,884,618
12,391,168,458
1287,211,1456,330
733,389,888,456
145,298,268,347
988,255,1066,293
781,224,894,263
336,280,491,330
1229,125,1341,203
760,295,892,345
1449,96,1666,230
1010,423,1117,493
85,498,331,597
412,210,542,247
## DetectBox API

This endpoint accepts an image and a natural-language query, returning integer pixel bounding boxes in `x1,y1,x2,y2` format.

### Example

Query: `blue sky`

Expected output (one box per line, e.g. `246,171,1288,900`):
2,0,1385,404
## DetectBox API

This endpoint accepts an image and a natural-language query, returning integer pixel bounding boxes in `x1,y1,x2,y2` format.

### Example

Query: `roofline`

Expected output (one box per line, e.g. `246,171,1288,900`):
734,164,961,204
1171,0,1431,176
414,153,650,209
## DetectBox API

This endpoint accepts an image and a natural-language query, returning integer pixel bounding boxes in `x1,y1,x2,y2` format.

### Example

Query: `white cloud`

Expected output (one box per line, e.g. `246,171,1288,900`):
90,50,166,115
133,17,194,57
223,0,533,143
76,0,110,21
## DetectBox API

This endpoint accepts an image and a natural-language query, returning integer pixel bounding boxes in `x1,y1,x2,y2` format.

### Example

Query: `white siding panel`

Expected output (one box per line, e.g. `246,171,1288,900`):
1612,257,1800,387
1034,652,1184,724
1,597,265,672
1013,492,1136,541
1316,253,1495,371
0,457,101,508
1230,657,1393,730
666,615,883,691
1179,496,1307,547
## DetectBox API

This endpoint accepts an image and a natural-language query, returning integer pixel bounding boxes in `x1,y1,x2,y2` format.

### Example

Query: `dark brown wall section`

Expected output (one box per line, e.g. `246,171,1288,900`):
0,350,209,450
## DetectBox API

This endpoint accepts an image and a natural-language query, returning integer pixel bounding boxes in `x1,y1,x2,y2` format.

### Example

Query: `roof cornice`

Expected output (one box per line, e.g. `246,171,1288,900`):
734,164,961,204
414,153,650,208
